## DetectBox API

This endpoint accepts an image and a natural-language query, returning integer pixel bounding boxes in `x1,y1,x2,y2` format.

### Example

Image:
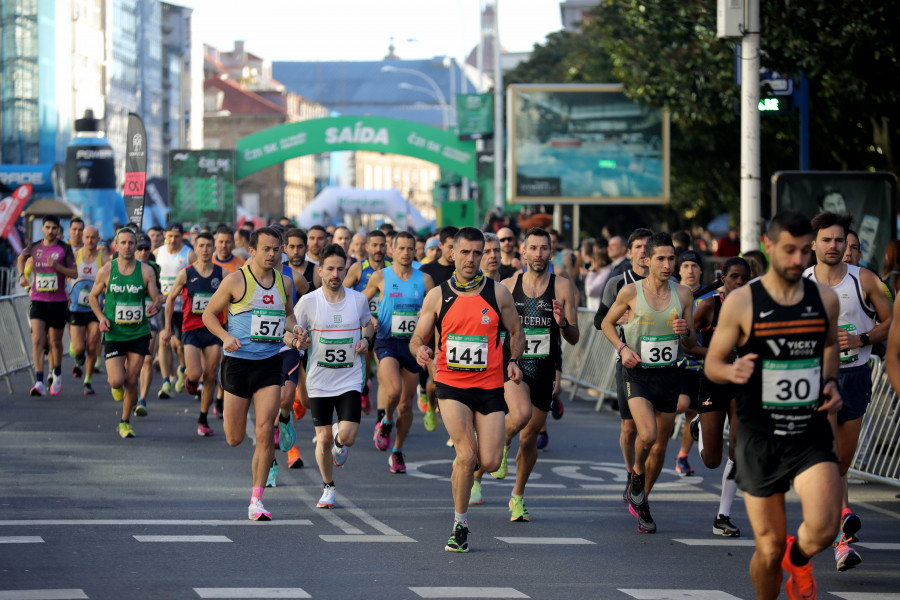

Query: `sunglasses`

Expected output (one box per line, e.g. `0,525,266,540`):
500,237,514,243
136,245,151,251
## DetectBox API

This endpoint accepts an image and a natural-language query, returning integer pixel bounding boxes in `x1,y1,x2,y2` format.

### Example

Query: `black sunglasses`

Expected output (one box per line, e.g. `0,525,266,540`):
500,237,514,242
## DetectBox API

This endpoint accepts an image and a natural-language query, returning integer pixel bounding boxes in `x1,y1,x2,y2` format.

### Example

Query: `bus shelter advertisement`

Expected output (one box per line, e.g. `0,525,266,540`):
168,150,237,225
507,84,669,204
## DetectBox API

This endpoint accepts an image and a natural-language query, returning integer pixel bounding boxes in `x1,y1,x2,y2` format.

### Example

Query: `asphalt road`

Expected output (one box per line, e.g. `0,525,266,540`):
1,357,899,600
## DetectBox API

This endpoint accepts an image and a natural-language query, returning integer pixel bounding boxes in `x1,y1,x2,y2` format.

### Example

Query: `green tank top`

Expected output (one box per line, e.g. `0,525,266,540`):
623,279,683,368
104,259,151,341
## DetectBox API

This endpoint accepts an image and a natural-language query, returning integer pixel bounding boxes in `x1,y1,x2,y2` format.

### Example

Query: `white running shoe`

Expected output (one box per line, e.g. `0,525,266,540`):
30,381,46,397
317,484,336,509
248,497,271,521
332,422,348,467
50,375,62,396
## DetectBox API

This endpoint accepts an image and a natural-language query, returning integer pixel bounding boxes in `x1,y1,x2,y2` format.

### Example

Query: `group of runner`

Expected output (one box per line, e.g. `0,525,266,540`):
16,209,900,599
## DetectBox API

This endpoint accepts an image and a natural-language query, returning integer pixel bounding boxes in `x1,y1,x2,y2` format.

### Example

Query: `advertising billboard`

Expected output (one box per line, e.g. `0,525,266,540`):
168,150,236,225
507,84,669,204
772,171,897,275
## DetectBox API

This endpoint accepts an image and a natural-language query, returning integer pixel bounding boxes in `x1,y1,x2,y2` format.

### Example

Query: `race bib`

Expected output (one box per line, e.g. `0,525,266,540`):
391,310,418,337
640,334,678,368
838,323,859,365
316,336,354,368
35,272,58,293
368,298,379,318
191,293,212,315
446,334,488,371
523,328,551,358
114,302,143,324
762,359,820,408
76,288,91,308
160,276,175,295
250,309,285,342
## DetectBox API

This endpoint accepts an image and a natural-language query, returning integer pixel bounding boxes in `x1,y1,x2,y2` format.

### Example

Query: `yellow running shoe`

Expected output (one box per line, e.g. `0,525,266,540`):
509,495,529,522
491,445,509,479
117,422,135,438
470,479,483,505
424,406,438,432
111,386,125,403
175,366,186,393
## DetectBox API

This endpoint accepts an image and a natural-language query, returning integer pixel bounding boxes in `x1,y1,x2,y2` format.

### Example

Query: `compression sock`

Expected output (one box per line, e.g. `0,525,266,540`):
454,512,468,526
790,538,810,566
719,459,738,516
252,486,264,501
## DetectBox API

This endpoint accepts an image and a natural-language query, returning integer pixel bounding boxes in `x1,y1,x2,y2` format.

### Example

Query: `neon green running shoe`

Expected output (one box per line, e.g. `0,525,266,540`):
175,366,186,393
491,445,509,480
470,479,483,505
445,522,469,552
158,379,173,399
69,339,76,358
117,422,135,438
509,495,529,522
424,406,438,432
111,386,125,403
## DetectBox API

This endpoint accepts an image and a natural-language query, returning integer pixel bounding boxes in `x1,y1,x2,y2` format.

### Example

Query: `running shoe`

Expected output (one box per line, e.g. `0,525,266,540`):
135,399,148,417
388,450,406,473
373,420,392,451
317,484,335,509
423,406,438,431
266,460,278,487
50,375,62,396
332,423,348,467
30,381,45,397
197,422,214,437
287,445,304,469
248,497,271,521
418,389,428,413
550,396,564,420
713,514,741,537
536,430,549,450
834,533,862,572
118,422,135,439
72,363,84,378
509,495,530,522
278,414,296,452
184,378,199,396
69,339,76,358
94,357,103,372
175,366,186,393
445,522,469,553
470,479,483,505
491,445,510,480
689,415,700,442
83,382,95,396
157,379,173,399
360,392,371,415
675,455,695,477
628,501,656,533
111,386,125,403
782,534,817,600
841,508,861,539
292,396,306,420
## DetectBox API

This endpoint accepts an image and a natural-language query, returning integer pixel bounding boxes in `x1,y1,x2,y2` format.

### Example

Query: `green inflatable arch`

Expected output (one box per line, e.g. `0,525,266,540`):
236,116,476,180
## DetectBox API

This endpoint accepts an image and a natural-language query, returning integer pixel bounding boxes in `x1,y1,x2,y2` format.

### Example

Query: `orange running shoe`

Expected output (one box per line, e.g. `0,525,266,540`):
782,534,817,600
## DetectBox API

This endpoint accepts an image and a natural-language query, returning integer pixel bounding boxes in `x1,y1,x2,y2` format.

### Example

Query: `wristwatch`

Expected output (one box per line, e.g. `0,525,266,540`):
859,332,871,346
509,358,520,365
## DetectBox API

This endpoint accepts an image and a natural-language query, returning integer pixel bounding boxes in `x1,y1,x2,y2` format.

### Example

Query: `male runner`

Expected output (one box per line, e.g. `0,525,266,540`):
155,222,195,398
364,232,434,472
410,227,524,552
202,226,300,521
147,226,164,252
68,217,85,252
163,232,227,436
89,228,161,437
68,225,109,395
706,211,842,600
481,233,502,282
18,215,77,396
212,225,245,274
483,227,579,520
803,211,892,571
497,227,522,275
135,237,161,413
602,232,695,533
345,230,390,415
307,225,327,265
674,251,706,476
333,225,352,256
350,233,368,262
593,228,652,501
293,243,372,508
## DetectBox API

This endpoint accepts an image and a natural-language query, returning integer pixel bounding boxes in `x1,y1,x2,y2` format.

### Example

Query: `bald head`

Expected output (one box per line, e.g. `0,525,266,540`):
83,225,100,250
350,232,367,259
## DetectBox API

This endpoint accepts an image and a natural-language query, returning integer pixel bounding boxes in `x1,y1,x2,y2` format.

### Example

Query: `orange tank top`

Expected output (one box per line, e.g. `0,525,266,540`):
434,280,504,389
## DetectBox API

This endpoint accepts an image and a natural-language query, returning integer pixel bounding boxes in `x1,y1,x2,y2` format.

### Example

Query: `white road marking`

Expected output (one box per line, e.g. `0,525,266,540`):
619,590,743,599
347,508,405,536
495,537,595,545
319,534,415,542
0,520,311,527
855,542,900,550
0,592,88,600
133,535,231,542
673,538,756,547
0,536,43,543
194,589,310,599
830,594,900,600
409,588,529,598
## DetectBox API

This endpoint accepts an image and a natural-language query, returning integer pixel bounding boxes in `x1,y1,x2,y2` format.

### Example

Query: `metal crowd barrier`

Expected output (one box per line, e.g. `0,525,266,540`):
560,308,618,410
0,266,18,296
0,293,34,393
850,357,900,486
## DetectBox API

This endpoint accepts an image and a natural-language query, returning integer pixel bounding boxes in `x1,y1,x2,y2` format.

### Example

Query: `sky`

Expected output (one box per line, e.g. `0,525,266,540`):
181,0,564,63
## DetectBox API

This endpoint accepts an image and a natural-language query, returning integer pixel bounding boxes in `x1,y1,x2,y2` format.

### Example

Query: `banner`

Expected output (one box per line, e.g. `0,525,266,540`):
124,113,148,228
0,184,32,240
456,94,494,140
168,150,236,225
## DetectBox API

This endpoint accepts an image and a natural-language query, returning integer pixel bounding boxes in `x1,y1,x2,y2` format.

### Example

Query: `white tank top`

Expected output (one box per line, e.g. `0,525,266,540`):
803,264,876,368
156,245,191,311
297,287,367,398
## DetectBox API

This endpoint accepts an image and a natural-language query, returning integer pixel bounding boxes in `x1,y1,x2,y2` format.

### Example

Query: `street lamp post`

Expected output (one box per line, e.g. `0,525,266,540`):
381,65,450,130
397,82,449,129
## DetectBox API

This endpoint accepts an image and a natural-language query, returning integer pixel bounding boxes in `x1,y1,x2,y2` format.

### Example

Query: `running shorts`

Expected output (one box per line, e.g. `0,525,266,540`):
837,363,872,424
623,365,680,413
105,335,151,360
310,390,362,427
68,311,98,327
435,382,507,416
374,337,423,374
220,354,282,399
182,328,222,349
30,300,68,330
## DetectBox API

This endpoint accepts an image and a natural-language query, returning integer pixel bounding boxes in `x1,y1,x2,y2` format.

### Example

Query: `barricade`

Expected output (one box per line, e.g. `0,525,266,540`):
851,357,900,486
0,266,17,296
0,293,34,393
560,308,618,410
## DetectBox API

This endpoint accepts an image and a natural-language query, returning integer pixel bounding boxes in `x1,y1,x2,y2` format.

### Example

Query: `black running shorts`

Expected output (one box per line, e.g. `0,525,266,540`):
310,390,362,427
105,335,151,360
624,365,679,413
30,300,68,330
435,382,507,416
220,354,282,399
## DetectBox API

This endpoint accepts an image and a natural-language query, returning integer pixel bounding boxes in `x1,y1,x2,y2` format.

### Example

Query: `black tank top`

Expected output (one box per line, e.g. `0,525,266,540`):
700,293,724,349
303,262,316,291
504,273,560,380
736,278,828,437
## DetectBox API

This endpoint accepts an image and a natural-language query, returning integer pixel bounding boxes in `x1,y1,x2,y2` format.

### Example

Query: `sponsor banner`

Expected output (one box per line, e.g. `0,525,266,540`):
0,165,54,193
0,184,32,240
168,150,236,225
124,113,148,228
236,116,476,180
65,144,116,190
456,93,494,140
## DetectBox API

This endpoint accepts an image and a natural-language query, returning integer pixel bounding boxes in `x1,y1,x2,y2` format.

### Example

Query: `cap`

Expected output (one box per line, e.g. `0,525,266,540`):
136,235,151,249
678,251,703,267
190,225,201,233
425,237,440,250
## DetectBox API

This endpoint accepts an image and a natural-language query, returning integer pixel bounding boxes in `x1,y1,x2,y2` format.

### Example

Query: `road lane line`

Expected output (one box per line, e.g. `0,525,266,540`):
495,537,595,545
0,536,43,543
673,538,756,547
194,589,310,599
133,535,231,542
830,594,900,600
409,588,529,598
0,592,88,600
0,520,312,526
619,590,743,599
855,542,900,550
319,534,415,542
